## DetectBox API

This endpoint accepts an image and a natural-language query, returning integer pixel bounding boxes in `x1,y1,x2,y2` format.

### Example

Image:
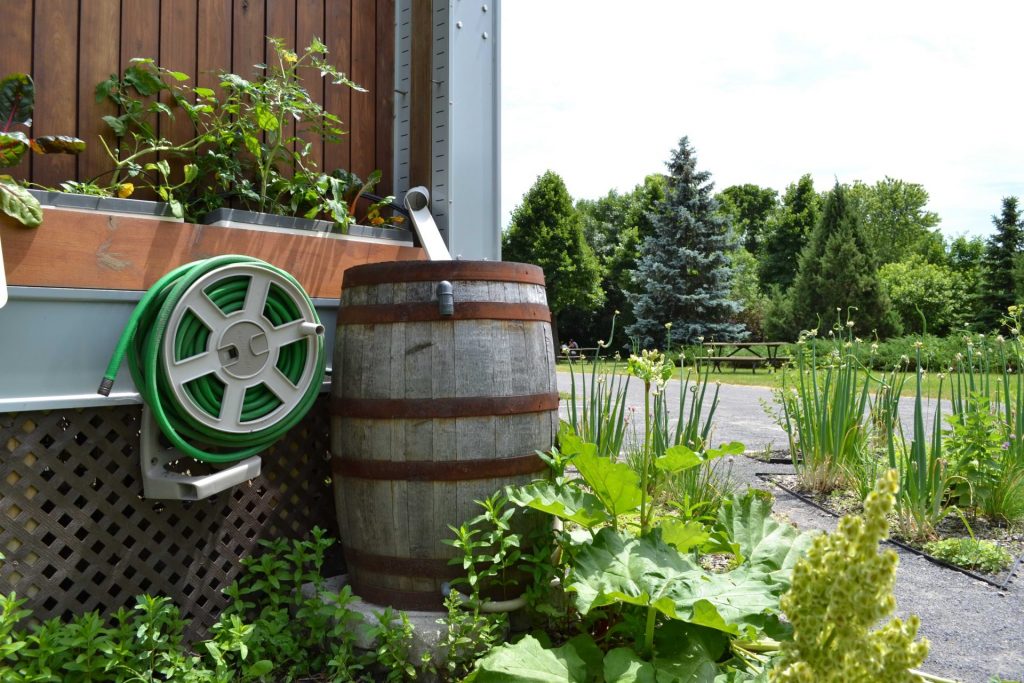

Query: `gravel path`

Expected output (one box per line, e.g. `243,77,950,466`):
557,372,1024,683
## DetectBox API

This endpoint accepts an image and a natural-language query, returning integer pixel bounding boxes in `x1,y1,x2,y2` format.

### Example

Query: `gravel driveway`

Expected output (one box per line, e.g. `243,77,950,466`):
557,371,1024,683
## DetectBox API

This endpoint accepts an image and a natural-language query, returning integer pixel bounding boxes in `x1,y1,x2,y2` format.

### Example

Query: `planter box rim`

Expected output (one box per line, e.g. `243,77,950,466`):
28,188,180,221
202,207,415,245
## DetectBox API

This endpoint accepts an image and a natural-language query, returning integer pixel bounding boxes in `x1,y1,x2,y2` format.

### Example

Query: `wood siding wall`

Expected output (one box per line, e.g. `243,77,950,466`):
0,0,395,194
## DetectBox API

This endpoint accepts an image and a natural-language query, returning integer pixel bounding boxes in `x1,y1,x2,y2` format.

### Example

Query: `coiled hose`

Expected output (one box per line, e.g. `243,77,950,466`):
99,255,325,463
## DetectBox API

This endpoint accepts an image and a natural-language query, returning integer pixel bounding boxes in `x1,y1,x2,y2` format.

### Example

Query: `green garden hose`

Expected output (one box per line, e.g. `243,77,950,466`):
99,255,326,464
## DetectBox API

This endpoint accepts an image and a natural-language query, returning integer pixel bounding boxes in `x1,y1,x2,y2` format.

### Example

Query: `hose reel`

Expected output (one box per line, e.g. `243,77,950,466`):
100,256,326,500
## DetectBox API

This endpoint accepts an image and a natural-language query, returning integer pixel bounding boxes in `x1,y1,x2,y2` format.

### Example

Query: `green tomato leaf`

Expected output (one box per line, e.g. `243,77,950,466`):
566,528,697,618
0,131,30,167
194,86,216,99
0,178,43,227
243,134,261,159
655,444,703,473
102,114,128,137
507,481,609,529
604,648,656,683
0,73,34,128
571,440,643,520
657,518,710,553
464,634,590,683
255,103,279,131
166,70,190,82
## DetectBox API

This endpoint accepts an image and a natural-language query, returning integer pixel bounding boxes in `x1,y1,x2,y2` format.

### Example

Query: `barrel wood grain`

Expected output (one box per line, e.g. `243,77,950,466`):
332,262,557,610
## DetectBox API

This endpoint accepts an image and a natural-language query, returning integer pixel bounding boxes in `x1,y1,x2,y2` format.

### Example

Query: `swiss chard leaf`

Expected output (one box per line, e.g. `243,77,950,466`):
0,74,33,130
0,131,30,167
0,178,43,227
31,135,85,155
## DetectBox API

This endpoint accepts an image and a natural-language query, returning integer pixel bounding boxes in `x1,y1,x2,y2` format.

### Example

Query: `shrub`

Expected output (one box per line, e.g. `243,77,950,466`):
923,538,1013,574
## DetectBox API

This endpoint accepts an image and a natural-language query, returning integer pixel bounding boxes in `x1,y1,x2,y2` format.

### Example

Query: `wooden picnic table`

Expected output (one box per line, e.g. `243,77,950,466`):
697,342,791,373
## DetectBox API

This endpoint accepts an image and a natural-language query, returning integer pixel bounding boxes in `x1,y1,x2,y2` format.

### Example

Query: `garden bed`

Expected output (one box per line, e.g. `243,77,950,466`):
759,472,1024,590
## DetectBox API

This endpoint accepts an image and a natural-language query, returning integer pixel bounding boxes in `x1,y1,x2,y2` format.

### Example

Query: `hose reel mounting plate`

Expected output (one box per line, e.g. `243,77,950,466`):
161,263,324,434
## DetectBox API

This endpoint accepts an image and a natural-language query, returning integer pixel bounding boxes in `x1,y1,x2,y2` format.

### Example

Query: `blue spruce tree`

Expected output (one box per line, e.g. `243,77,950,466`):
627,137,746,348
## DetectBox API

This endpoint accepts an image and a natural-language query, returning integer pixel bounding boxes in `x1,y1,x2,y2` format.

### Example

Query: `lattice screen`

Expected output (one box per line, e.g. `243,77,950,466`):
0,398,341,640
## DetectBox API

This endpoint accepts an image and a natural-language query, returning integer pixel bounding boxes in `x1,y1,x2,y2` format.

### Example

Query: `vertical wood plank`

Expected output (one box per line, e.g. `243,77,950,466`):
295,0,325,173
197,0,232,93
233,0,266,78
32,0,79,188
160,0,199,183
120,0,161,196
266,0,297,177
375,0,394,194
323,0,351,173
408,0,431,188
0,0,35,182
349,0,375,179
78,0,121,187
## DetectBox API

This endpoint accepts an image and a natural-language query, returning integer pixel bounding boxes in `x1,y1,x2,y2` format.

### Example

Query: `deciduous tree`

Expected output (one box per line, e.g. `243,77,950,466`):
502,171,603,349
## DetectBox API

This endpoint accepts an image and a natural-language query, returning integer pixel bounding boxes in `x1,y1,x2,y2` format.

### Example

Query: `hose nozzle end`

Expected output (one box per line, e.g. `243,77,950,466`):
98,378,114,397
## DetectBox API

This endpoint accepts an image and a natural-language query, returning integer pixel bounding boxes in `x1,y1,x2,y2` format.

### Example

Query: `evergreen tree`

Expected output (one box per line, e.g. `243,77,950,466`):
758,174,821,292
979,196,1023,330
784,181,899,339
502,171,603,348
627,137,745,348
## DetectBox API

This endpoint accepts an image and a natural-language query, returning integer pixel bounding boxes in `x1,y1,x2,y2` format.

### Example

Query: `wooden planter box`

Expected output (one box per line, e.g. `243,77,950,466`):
0,207,426,410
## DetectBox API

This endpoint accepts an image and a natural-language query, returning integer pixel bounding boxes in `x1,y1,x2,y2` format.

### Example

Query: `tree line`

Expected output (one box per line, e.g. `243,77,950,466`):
503,136,1021,350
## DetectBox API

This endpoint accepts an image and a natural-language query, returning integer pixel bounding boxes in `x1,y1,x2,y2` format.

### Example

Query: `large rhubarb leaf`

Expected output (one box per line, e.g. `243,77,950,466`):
561,433,642,520
464,634,600,683
657,518,710,553
717,493,813,586
604,648,656,683
668,567,783,635
566,527,697,618
507,480,609,529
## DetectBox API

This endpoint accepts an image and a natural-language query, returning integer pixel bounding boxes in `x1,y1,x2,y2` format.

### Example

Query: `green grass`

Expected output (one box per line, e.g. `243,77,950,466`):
556,360,993,398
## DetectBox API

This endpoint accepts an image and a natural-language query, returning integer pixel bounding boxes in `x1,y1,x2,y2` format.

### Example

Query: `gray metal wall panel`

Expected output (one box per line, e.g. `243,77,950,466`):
0,287,338,411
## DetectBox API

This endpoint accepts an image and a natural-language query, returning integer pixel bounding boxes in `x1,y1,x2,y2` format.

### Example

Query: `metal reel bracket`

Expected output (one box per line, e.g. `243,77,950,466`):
140,406,261,501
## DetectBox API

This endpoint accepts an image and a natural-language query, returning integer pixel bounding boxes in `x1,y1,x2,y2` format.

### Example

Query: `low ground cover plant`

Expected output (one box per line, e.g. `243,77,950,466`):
0,530,419,682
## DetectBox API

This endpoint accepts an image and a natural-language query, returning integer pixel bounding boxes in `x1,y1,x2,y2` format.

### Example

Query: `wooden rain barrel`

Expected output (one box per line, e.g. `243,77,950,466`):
329,260,558,611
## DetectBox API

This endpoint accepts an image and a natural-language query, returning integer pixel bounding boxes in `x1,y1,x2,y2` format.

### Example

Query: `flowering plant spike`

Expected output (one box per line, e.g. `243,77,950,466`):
771,469,930,682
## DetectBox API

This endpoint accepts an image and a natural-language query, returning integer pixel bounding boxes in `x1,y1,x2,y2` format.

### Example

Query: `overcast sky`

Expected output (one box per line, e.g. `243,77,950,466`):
501,1,1024,239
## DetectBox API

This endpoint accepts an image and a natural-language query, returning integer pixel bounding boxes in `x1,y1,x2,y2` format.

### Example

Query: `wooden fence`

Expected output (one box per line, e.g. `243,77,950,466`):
0,0,396,194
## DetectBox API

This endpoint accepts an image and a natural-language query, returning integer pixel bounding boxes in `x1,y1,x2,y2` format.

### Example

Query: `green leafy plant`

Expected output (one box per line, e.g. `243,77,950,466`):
780,319,872,494
433,592,506,683
923,537,1013,574
0,528,423,682
771,470,931,683
892,346,958,542
0,73,85,226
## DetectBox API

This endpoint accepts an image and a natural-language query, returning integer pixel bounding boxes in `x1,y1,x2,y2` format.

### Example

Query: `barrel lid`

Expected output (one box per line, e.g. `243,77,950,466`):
342,260,545,287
